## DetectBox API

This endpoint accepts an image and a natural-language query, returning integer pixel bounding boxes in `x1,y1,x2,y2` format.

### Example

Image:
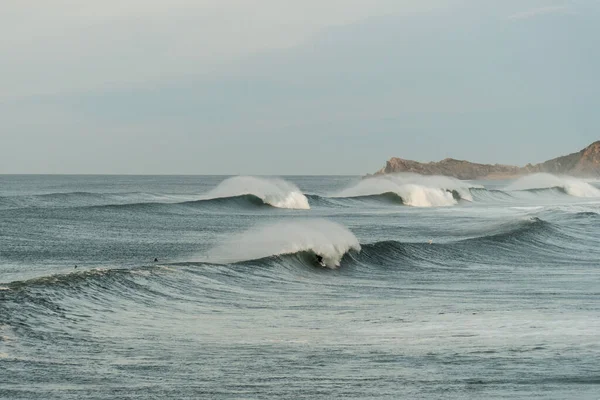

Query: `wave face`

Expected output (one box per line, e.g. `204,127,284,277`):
206,219,361,268
335,174,478,207
505,173,600,198
204,176,310,209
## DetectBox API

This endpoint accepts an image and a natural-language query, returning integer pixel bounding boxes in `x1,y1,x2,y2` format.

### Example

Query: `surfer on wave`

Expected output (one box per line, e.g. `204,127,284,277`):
315,254,326,267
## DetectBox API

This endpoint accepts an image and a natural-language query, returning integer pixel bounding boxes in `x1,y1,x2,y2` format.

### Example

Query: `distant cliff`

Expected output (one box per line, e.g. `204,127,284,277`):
376,141,600,179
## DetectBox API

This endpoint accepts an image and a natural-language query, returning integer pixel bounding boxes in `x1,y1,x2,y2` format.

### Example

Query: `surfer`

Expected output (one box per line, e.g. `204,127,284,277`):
315,254,325,266
154,258,158,262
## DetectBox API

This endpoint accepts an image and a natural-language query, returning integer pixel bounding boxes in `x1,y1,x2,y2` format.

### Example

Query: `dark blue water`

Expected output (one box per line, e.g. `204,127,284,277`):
1,174,599,399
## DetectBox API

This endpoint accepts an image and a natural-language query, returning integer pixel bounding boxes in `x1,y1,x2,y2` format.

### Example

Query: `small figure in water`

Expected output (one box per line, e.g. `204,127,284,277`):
315,254,324,266
74,265,78,269
154,258,158,262
428,239,433,245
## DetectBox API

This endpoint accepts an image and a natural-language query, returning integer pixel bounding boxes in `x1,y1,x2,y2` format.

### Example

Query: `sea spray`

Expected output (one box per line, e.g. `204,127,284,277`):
335,173,479,207
204,176,310,209
206,219,361,268
505,174,600,198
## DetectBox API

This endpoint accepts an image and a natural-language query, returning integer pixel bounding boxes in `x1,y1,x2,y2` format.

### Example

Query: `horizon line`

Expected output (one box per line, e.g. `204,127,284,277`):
0,173,364,177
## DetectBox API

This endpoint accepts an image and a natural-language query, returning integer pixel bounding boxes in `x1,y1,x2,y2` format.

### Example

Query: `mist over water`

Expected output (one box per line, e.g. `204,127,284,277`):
335,174,479,206
205,176,310,209
206,219,360,268
1,173,599,399
505,173,600,198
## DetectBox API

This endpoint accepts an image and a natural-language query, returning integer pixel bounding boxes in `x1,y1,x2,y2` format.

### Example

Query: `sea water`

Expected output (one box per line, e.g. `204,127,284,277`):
1,174,599,399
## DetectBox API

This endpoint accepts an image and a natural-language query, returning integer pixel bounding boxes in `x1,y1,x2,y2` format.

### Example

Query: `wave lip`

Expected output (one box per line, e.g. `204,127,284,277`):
203,176,310,209
205,219,361,268
334,174,480,207
505,174,600,198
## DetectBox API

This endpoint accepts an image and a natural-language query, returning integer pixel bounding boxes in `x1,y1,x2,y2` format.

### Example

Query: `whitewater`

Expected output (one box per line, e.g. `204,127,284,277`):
334,173,479,207
203,176,310,209
1,174,599,399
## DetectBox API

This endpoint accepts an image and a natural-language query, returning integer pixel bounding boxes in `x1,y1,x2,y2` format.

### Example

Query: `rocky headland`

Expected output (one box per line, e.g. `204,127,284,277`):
376,141,600,179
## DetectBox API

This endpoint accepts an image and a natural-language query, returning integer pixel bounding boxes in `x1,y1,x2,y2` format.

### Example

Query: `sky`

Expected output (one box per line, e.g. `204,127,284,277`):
1,0,598,174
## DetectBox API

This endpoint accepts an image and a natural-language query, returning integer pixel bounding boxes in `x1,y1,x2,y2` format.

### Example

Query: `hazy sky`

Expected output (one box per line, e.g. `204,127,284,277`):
1,0,598,174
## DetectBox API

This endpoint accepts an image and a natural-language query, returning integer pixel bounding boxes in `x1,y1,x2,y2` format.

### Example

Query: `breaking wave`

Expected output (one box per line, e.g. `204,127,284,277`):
4,175,597,214
205,219,361,268
505,174,600,198
2,216,597,295
334,174,479,207
6,193,297,212
204,176,310,209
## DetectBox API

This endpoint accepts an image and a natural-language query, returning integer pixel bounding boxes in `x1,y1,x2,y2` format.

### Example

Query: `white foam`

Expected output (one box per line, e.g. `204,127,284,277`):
335,173,480,207
205,176,310,209
510,206,545,211
206,219,361,268
505,173,600,198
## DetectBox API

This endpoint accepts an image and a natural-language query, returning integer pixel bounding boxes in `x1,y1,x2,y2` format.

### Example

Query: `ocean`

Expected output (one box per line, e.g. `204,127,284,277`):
1,174,599,399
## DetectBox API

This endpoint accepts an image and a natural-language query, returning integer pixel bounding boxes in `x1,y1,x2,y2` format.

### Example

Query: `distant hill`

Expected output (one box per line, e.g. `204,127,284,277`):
376,141,600,179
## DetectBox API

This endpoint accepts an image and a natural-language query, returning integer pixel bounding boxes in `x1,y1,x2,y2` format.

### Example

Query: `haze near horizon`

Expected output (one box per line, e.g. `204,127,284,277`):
1,0,598,175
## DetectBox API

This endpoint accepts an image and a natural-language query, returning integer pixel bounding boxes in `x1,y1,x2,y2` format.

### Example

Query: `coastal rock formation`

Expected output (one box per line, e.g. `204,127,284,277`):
377,141,600,179
378,158,521,180
523,141,600,176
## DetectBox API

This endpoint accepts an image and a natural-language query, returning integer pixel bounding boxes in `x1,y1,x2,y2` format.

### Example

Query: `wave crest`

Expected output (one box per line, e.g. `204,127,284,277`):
204,176,310,209
505,174,600,198
335,174,479,207
205,219,361,268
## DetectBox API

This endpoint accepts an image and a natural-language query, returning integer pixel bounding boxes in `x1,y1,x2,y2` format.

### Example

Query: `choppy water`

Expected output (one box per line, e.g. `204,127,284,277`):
1,174,599,399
